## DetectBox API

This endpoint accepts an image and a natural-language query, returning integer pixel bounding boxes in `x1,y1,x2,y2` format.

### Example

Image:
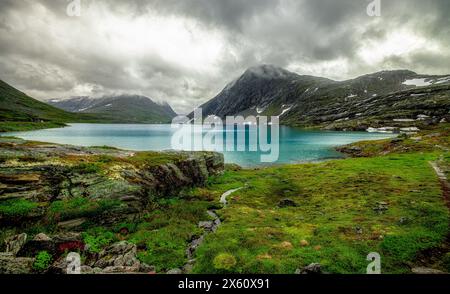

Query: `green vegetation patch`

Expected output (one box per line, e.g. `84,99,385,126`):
82,227,118,253
0,199,38,218
33,251,52,272
191,152,449,274
49,197,121,221
129,197,212,272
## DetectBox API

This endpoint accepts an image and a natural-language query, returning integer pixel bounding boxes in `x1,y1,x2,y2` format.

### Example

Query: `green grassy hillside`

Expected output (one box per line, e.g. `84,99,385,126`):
0,80,102,132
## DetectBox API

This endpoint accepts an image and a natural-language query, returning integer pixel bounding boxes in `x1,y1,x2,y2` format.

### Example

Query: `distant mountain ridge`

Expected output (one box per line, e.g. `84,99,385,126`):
0,79,177,132
195,65,450,130
0,79,87,132
49,95,177,124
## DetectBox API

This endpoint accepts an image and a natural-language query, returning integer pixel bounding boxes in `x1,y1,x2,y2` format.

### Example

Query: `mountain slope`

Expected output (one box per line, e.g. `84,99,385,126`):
197,65,333,118
0,80,77,122
196,65,450,130
0,79,88,131
50,95,177,124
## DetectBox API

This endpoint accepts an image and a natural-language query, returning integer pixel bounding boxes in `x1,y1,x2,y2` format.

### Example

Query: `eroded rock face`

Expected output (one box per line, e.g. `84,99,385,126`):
0,140,225,274
0,139,224,227
45,239,155,274
295,263,322,274
18,232,83,257
167,268,183,275
94,241,139,268
5,233,27,255
0,252,34,274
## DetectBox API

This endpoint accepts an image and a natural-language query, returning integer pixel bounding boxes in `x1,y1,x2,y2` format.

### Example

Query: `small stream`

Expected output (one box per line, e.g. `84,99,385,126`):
182,187,243,273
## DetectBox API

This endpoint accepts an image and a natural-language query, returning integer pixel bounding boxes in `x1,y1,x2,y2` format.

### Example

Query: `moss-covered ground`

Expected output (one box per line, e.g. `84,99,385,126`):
189,152,448,273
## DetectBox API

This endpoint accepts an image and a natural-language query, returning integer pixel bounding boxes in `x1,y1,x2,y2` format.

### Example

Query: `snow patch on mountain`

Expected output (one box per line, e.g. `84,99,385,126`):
279,105,293,117
403,78,432,87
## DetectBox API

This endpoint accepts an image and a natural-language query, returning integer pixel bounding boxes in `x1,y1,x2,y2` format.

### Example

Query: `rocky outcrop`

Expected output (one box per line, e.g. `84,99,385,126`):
0,234,155,274
0,253,34,274
94,241,139,268
0,139,224,228
17,232,84,257
5,233,27,255
0,139,224,274
295,263,322,274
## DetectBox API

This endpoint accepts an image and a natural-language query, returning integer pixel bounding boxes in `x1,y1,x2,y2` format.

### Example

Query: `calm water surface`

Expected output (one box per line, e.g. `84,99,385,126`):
3,124,395,167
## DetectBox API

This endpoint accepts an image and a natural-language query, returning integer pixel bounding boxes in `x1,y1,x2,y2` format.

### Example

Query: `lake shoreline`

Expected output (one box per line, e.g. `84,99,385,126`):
0,123,396,168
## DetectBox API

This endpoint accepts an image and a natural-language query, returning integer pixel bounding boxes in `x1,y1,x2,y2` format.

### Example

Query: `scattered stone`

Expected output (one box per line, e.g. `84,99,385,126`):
182,263,194,274
5,233,27,255
33,233,51,241
101,265,140,274
296,263,322,274
440,118,447,123
373,201,389,214
78,266,92,274
355,226,363,234
278,241,293,250
198,221,215,231
47,257,70,274
94,241,139,268
167,268,183,275
57,218,87,229
139,263,156,273
411,267,445,274
391,137,404,144
348,146,362,152
0,252,35,274
399,217,409,225
278,198,297,208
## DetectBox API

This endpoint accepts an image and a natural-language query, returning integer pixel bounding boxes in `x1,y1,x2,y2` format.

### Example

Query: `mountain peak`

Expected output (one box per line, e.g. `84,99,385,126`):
243,64,294,80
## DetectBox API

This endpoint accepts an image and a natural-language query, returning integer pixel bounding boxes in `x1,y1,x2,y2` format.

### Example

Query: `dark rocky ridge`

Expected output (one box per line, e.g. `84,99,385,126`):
49,95,177,124
194,65,450,131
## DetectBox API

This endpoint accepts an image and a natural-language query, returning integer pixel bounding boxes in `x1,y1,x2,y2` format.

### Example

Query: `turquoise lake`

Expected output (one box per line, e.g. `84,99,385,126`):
3,123,395,167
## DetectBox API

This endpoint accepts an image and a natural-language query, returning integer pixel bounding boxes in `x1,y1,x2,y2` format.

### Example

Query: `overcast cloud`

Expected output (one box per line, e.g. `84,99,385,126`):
0,0,449,113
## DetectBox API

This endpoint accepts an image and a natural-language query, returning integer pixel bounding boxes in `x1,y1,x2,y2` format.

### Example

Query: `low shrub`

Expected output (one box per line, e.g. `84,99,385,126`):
33,251,52,272
0,199,38,218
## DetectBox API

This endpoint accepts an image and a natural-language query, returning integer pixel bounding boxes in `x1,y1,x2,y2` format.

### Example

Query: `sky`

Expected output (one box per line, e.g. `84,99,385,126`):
0,0,449,114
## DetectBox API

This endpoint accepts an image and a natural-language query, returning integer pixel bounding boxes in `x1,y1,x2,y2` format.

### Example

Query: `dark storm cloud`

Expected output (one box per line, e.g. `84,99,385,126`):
0,0,449,113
